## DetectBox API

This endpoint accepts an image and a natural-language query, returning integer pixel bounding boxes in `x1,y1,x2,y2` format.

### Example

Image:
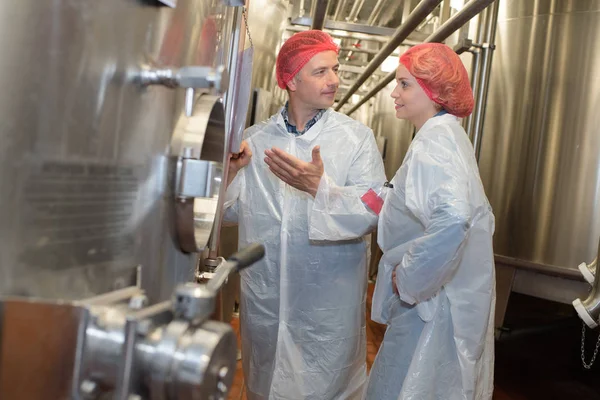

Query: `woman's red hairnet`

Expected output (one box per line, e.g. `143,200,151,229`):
276,30,339,89
399,43,474,118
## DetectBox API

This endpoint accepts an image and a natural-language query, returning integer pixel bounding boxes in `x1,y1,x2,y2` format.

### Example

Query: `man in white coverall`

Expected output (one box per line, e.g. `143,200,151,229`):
223,30,386,399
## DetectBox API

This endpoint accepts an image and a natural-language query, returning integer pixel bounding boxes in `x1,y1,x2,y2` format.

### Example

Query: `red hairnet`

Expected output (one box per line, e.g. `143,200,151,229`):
276,30,339,89
399,43,474,117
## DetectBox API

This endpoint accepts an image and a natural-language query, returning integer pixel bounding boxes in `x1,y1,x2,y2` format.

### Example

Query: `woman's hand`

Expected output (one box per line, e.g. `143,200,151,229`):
392,268,399,295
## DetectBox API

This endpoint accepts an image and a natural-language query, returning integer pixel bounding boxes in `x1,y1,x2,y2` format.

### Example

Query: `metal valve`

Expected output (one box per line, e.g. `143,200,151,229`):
71,243,265,400
574,240,600,329
175,243,266,322
139,65,228,92
578,258,597,285
138,65,228,116
173,283,216,324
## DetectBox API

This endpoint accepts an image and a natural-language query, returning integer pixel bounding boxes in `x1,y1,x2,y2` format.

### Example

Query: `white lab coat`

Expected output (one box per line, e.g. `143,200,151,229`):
223,108,386,400
366,114,496,400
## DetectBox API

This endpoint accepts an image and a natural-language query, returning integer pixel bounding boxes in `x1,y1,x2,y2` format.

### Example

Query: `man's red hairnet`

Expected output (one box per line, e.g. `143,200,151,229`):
399,43,474,118
276,30,339,89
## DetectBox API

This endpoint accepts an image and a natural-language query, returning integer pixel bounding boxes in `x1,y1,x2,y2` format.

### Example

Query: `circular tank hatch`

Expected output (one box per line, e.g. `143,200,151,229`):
170,94,225,253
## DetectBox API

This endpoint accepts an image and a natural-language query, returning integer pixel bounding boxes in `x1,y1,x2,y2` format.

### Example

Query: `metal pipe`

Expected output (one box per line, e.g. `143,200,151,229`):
311,0,330,30
471,0,499,161
465,48,481,140
344,0,496,115
424,0,496,43
333,0,347,20
367,0,391,25
335,0,443,110
348,0,366,22
574,238,600,328
440,0,451,24
465,5,487,141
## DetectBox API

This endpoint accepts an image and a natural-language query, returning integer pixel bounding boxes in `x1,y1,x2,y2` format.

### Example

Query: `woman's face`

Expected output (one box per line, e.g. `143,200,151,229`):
390,64,439,129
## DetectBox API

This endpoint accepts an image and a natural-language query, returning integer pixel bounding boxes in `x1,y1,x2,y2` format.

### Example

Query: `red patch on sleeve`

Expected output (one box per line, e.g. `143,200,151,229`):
361,189,384,215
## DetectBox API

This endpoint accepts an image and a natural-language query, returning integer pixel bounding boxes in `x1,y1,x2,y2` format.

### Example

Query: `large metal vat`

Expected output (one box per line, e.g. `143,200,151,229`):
478,0,600,301
0,1,270,398
0,0,232,303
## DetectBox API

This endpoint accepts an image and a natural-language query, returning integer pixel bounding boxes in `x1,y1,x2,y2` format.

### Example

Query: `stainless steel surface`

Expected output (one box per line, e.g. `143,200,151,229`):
478,0,600,277
167,320,236,399
177,159,220,199
83,305,130,389
495,255,584,281
68,263,253,399
311,0,330,30
335,0,443,110
245,0,288,91
75,297,238,400
512,269,588,305
227,47,255,157
173,283,217,323
0,0,232,303
171,95,225,253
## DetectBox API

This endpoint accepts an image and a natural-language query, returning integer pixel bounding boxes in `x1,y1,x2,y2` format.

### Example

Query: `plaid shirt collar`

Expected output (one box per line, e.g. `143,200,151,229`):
281,102,326,136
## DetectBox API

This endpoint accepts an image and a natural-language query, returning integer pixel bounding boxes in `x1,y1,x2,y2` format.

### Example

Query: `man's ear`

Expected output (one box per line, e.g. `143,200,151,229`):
287,76,298,92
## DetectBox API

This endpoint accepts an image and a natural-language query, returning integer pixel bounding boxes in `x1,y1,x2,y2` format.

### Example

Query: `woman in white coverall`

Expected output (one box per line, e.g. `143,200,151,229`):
224,30,386,400
365,43,496,400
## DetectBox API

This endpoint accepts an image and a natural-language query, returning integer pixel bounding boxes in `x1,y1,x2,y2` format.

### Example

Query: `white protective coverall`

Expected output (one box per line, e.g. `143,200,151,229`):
366,113,496,400
223,108,386,400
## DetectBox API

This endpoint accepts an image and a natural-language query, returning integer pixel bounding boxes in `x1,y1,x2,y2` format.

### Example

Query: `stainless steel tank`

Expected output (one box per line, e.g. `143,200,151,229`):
0,1,269,398
246,0,289,119
478,0,600,276
0,0,231,303
246,0,289,94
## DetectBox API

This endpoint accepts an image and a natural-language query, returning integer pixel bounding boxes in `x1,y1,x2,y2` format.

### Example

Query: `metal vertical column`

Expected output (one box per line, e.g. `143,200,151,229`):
471,0,499,162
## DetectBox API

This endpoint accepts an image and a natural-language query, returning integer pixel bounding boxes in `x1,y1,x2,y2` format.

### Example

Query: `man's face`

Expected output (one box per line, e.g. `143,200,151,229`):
287,50,340,109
